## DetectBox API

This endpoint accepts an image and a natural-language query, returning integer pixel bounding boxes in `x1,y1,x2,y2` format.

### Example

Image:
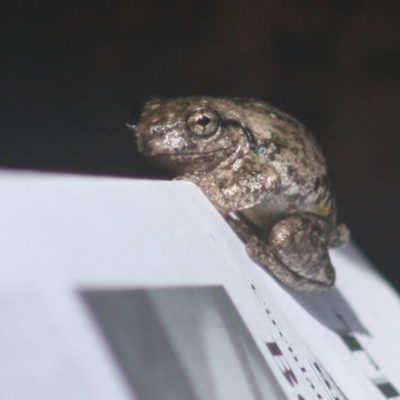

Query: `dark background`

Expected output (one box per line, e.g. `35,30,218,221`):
1,1,399,291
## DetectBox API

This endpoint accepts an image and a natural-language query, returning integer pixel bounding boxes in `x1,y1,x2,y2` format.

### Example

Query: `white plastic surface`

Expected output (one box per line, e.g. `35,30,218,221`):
0,170,399,400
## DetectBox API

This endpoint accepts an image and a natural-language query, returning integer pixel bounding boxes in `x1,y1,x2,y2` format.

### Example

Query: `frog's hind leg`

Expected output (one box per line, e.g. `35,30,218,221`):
246,238,334,293
246,214,336,293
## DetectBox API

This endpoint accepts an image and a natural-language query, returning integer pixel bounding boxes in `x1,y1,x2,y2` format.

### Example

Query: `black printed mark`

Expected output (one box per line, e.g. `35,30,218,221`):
289,346,299,362
341,335,363,351
267,342,283,356
335,312,400,399
266,341,298,387
376,383,400,398
311,361,347,400
251,284,334,399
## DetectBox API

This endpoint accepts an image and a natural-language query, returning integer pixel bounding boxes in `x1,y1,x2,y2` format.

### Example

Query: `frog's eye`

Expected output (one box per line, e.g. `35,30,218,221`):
186,108,220,137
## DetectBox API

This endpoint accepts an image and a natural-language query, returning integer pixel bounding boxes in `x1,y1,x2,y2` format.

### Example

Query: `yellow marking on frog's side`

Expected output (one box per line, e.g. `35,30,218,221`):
246,151,260,162
315,201,331,217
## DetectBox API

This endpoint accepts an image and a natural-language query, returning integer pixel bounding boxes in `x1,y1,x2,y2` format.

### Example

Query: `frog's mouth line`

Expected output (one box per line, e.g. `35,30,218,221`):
145,145,235,157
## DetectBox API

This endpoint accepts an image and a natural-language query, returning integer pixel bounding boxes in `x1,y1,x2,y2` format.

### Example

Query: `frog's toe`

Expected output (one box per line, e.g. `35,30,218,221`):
329,223,351,248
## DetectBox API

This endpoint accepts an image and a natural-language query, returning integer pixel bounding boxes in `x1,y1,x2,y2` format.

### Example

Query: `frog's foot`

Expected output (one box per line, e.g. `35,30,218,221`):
246,239,334,293
329,222,351,248
175,173,262,213
246,215,335,293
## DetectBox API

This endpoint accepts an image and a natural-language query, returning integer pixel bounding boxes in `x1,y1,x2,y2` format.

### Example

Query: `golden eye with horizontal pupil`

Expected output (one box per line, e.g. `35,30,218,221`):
186,108,220,137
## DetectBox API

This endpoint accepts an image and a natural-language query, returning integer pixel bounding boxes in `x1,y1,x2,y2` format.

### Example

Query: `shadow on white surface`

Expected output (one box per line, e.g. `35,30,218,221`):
81,286,289,400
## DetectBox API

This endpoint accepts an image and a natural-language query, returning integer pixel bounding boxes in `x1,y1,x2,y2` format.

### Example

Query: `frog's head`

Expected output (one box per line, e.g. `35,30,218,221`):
132,97,255,173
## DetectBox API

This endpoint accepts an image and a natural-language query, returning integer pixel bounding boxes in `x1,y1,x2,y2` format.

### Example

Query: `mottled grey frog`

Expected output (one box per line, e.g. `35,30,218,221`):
133,97,350,293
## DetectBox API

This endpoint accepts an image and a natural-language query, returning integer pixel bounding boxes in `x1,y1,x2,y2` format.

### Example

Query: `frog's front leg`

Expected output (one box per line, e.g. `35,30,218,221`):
174,172,233,214
175,160,280,213
246,214,335,293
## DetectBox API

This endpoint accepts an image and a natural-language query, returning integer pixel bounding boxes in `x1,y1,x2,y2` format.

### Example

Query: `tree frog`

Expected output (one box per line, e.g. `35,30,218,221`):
133,97,350,293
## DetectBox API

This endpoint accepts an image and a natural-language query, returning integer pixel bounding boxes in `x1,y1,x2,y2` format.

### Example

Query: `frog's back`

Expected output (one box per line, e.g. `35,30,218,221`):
221,98,335,225
178,97,334,221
